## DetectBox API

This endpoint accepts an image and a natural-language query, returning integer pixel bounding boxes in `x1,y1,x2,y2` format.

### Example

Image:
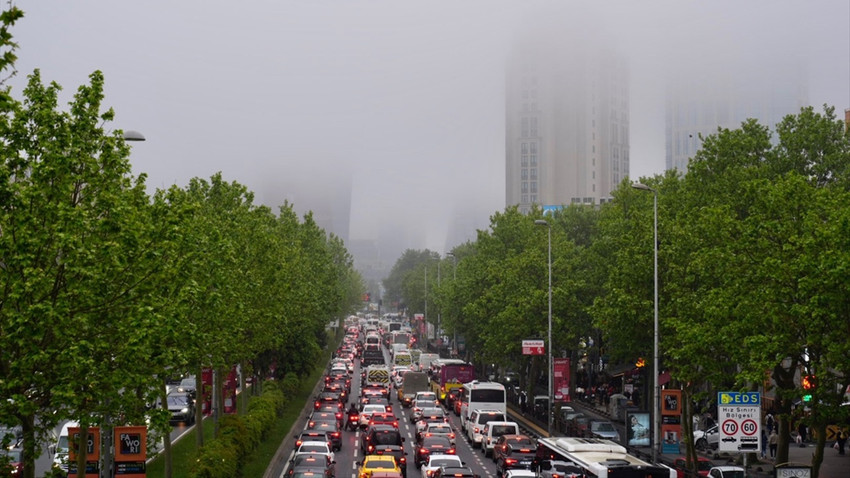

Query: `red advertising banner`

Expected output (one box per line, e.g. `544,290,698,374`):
553,357,571,402
67,427,100,478
223,365,238,414
114,426,147,477
202,367,213,416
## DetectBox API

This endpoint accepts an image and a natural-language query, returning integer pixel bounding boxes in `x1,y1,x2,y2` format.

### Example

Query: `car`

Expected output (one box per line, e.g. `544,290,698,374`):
295,430,332,449
311,411,344,429
694,425,720,451
177,376,196,395
360,425,407,478
414,435,455,468
503,470,539,478
315,391,343,410
368,412,400,429
537,459,582,478
707,466,745,478
492,434,535,464
414,391,439,402
0,447,23,476
166,392,196,424
306,420,342,451
588,420,620,442
288,452,335,478
566,415,590,438
357,455,402,478
419,454,463,478
362,396,393,414
415,408,448,434
432,466,478,478
360,404,388,428
481,421,520,457
411,399,440,423
445,388,462,410
673,457,713,478
495,442,536,477
465,410,506,447
417,422,455,445
296,440,336,463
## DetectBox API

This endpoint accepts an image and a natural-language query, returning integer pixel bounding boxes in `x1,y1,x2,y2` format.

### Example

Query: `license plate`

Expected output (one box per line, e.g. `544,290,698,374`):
520,461,531,466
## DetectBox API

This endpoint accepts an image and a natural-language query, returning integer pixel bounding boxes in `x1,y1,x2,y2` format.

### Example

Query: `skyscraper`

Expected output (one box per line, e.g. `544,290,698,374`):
665,65,808,172
505,36,629,212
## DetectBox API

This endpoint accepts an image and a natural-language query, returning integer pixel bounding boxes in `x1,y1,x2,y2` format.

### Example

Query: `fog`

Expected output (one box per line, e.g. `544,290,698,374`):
9,1,849,275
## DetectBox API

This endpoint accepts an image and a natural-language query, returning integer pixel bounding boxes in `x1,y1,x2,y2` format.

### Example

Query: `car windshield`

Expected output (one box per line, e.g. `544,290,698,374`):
592,422,615,432
167,395,190,406
293,455,325,466
432,458,461,467
374,432,401,445
300,444,328,453
367,459,396,469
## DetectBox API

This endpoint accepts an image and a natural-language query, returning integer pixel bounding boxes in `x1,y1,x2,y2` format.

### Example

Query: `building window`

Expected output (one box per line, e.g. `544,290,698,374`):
531,194,537,203
530,182,538,194
530,142,537,154
530,117,538,137
521,168,528,180
521,142,528,154
522,194,528,203
521,182,528,193
530,154,537,166
521,155,528,167
521,118,529,137
530,168,537,180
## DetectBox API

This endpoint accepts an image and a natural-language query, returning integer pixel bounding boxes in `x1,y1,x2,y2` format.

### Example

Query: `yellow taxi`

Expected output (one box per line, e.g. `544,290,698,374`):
357,455,401,478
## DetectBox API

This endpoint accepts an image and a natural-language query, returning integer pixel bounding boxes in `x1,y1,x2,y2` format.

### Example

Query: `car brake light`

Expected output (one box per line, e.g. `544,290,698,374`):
447,449,456,454
296,440,303,447
400,457,406,464
506,458,517,465
368,445,374,452
473,427,480,433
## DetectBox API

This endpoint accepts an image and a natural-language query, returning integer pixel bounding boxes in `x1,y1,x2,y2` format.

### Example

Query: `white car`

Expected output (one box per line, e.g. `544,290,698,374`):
295,440,335,464
415,407,447,434
359,404,387,427
708,466,745,478
420,454,463,478
589,420,620,442
693,424,719,450
392,366,410,388
504,470,539,478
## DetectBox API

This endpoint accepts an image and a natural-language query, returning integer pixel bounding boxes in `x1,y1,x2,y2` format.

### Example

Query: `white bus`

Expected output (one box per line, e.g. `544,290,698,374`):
459,381,506,426
535,437,675,478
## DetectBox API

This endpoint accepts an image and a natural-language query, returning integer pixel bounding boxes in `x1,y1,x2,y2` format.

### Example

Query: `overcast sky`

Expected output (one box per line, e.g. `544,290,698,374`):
9,1,850,257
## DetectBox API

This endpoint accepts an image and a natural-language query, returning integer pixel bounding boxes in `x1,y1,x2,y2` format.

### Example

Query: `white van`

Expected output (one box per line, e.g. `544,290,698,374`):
50,420,78,473
481,421,519,457
465,409,506,448
416,353,439,373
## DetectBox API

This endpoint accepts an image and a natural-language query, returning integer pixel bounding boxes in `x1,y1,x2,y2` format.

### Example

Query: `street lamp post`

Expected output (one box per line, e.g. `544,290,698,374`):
534,219,553,436
446,252,457,357
631,182,659,463
437,259,441,349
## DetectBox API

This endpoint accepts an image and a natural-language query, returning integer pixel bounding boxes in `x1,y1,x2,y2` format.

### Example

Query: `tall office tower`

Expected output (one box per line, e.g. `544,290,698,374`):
665,66,808,172
505,37,629,213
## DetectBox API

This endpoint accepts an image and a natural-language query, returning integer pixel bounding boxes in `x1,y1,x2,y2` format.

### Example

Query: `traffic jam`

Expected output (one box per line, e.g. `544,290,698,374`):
281,315,676,478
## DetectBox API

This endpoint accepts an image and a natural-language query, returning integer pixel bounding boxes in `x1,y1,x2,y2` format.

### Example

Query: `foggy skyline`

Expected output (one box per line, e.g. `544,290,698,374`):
8,1,849,268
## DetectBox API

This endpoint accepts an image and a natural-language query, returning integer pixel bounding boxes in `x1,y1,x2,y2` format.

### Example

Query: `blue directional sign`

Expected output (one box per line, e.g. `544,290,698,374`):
718,391,760,406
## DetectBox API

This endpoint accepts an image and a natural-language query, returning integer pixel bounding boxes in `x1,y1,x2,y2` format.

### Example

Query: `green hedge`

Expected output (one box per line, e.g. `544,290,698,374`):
189,380,286,478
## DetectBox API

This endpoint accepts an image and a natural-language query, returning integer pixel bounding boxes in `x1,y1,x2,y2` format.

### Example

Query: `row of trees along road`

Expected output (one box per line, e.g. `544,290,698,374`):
385,106,850,478
0,15,365,478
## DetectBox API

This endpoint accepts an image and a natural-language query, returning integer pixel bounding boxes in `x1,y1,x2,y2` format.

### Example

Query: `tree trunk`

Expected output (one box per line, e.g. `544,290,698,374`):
20,413,36,478
196,364,204,448
161,379,173,478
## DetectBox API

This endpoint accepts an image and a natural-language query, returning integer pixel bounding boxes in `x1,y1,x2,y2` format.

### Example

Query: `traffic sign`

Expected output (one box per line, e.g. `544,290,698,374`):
522,339,544,355
717,391,761,453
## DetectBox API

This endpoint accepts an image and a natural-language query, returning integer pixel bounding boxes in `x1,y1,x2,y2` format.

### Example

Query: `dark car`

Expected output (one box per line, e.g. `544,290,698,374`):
495,443,536,477
492,435,534,464
166,392,196,424
360,425,407,477
311,411,344,429
368,412,400,429
432,466,478,478
289,452,335,478
414,435,455,467
307,420,342,451
445,388,462,410
315,391,343,410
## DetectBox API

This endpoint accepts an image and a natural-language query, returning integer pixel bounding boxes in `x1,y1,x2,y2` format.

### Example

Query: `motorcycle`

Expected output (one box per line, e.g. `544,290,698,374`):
346,411,360,431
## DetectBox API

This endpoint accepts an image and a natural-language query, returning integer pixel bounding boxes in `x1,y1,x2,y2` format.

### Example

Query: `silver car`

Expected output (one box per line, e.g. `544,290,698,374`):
694,424,720,450
589,420,620,442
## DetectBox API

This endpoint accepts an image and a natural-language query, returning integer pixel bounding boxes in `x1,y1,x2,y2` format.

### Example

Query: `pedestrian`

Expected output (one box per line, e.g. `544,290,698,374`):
766,413,775,433
760,428,768,459
838,429,847,455
798,421,808,445
769,429,778,458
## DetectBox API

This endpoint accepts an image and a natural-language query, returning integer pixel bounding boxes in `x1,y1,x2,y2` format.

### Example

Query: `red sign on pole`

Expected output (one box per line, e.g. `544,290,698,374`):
522,340,545,355
554,358,571,402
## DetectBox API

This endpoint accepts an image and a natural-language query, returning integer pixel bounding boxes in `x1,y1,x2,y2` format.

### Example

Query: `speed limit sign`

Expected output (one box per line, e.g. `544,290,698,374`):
717,392,762,453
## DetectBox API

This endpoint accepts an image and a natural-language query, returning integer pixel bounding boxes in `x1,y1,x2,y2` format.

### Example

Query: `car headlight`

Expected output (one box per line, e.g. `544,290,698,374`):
181,407,189,413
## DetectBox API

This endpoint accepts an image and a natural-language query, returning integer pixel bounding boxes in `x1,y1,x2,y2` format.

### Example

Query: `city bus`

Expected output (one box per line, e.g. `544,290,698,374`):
429,359,474,402
535,437,675,478
458,381,507,426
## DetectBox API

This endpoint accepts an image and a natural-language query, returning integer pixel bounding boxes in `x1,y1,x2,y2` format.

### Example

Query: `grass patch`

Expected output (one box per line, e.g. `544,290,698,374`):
147,331,341,478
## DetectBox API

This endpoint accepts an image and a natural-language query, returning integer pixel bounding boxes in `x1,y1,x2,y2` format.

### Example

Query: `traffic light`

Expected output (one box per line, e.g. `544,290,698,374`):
802,375,815,390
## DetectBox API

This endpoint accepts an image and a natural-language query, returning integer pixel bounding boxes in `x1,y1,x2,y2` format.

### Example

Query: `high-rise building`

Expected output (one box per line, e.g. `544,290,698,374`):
505,37,629,212
665,66,808,172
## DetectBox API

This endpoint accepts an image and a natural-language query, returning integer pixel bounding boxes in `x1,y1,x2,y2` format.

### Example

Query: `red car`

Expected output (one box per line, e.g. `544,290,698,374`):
673,457,713,478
